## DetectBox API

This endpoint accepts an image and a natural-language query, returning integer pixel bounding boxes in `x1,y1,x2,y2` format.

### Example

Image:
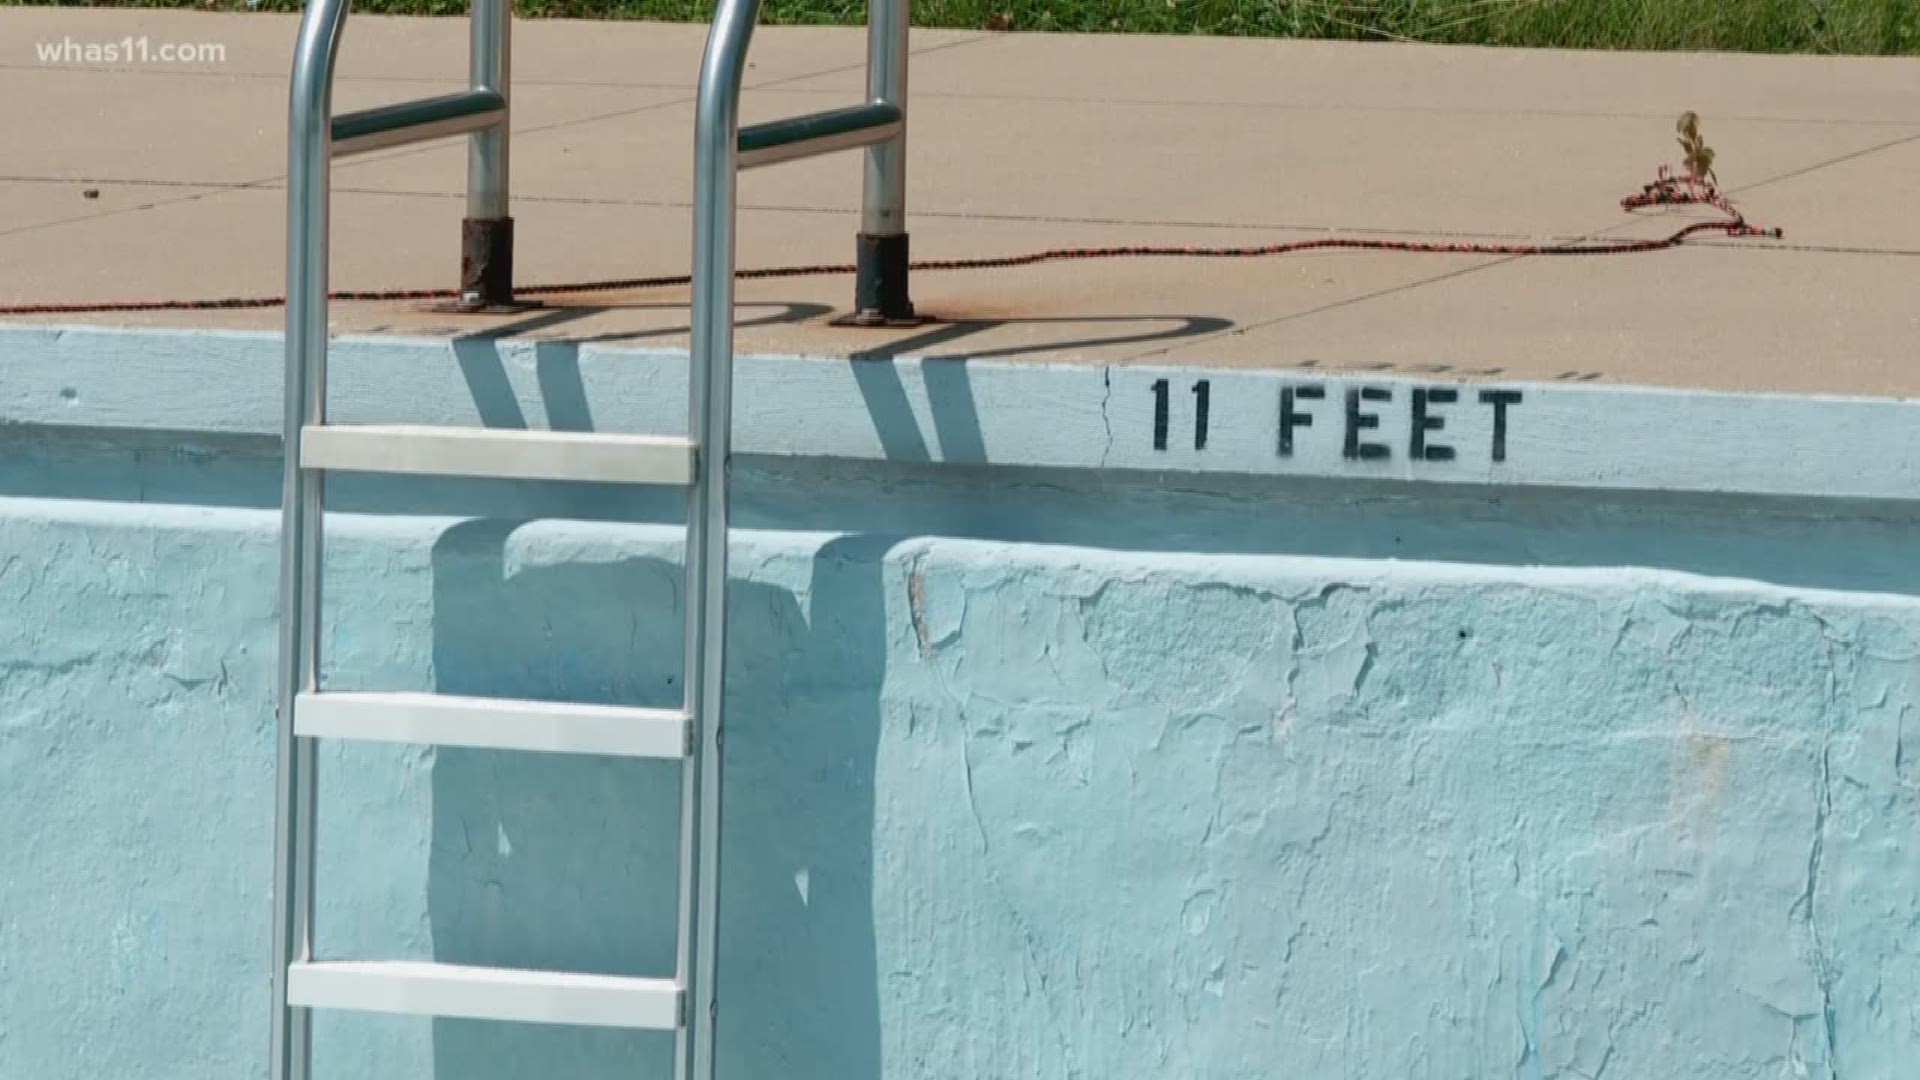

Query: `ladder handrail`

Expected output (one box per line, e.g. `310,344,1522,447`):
275,0,909,1076
676,7,752,1080
860,0,908,241
273,5,342,1077
275,3,515,1079
467,0,511,223
676,2,911,1075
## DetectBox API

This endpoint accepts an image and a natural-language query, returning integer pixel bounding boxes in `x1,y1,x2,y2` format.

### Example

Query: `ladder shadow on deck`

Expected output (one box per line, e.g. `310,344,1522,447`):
445,300,838,350
422,520,887,1080
846,313,1235,366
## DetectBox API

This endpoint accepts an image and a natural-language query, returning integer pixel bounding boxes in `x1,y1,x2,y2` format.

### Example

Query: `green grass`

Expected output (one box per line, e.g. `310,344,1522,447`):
13,0,1920,54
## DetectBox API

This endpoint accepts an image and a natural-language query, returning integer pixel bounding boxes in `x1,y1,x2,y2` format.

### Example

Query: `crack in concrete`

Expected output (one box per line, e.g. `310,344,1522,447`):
1096,365,1115,468
1793,639,1843,1080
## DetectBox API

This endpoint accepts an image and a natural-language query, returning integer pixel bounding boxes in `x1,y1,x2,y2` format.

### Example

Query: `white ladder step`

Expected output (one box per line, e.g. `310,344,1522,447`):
287,960,682,1029
301,424,694,485
295,691,689,758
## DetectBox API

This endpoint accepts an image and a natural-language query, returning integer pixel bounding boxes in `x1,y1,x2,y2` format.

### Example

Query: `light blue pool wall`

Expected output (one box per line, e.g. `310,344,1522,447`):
1,331,1917,1080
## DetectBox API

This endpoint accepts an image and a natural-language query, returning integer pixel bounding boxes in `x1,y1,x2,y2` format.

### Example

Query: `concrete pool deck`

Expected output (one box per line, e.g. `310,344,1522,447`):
2,7,1918,397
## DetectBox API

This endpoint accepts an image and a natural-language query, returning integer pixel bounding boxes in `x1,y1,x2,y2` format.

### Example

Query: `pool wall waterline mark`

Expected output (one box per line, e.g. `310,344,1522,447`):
35,36,228,65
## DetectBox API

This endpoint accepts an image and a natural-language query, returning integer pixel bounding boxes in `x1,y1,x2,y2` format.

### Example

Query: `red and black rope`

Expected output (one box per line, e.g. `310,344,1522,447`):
0,169,1778,316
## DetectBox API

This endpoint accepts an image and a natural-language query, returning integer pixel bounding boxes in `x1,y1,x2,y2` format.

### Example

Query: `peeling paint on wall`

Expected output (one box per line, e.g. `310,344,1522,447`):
1,431,1917,1080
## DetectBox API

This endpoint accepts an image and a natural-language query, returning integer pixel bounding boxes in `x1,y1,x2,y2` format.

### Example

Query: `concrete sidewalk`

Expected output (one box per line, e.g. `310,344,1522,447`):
2,7,1917,395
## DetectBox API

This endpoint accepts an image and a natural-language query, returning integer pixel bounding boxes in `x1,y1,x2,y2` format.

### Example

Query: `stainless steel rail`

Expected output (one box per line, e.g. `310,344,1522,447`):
670,2,915,1077
703,0,917,326
275,1,914,1076
738,100,903,169
274,4,515,1080
855,0,914,322
331,88,506,156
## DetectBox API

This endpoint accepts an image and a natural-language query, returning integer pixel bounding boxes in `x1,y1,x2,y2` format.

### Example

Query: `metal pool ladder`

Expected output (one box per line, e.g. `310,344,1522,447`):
270,0,913,1078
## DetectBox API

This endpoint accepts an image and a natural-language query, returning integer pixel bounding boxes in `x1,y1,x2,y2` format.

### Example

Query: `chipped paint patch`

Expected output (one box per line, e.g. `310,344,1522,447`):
2,440,1919,1080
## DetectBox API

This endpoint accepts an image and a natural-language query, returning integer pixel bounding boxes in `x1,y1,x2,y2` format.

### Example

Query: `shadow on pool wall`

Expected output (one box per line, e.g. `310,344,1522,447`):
4,416,1920,597
422,520,886,1080
3,380,1920,1077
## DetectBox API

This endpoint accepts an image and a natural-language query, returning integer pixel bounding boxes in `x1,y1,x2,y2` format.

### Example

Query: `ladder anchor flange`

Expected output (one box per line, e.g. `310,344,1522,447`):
444,215,537,313
838,231,926,327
